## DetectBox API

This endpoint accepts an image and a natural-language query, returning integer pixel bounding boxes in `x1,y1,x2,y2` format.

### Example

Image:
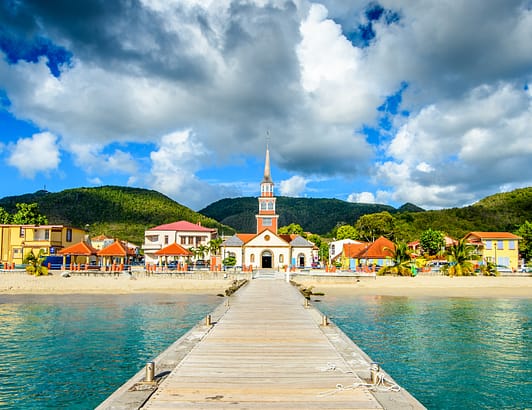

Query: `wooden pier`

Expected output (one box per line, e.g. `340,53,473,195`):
98,278,425,409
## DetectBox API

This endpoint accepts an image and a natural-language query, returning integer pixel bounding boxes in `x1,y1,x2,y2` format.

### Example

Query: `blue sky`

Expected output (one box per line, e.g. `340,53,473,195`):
1,1,531,211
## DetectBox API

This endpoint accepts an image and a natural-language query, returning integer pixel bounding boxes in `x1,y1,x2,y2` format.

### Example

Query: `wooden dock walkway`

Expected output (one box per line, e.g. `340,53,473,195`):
99,278,424,409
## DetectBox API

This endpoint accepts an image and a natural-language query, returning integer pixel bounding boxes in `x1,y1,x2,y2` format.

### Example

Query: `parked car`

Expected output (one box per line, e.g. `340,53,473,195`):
495,265,512,273
427,260,448,271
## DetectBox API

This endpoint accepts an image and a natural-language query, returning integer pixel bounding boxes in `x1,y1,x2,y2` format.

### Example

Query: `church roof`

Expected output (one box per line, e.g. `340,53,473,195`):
285,235,314,247
223,235,244,246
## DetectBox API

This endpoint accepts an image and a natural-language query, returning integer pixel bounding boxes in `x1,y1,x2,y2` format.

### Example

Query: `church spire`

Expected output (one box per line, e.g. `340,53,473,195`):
262,145,272,183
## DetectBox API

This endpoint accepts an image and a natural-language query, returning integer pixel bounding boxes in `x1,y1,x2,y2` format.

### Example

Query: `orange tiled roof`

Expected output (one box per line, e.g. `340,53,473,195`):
91,234,112,241
155,243,192,256
58,241,98,255
354,236,395,259
236,233,257,244
97,241,135,256
465,232,522,240
343,242,370,258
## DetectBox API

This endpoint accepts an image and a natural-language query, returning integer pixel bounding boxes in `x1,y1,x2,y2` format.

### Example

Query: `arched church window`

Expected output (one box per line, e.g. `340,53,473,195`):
250,254,255,263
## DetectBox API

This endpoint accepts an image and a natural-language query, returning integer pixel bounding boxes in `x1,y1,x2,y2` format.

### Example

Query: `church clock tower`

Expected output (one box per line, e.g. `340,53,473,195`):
256,146,279,234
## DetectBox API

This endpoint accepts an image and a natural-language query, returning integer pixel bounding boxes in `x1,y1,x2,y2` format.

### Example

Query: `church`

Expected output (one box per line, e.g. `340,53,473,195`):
221,147,316,270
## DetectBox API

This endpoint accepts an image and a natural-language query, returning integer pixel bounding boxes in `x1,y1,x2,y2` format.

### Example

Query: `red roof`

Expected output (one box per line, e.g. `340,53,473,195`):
155,243,193,256
58,241,99,256
148,221,215,232
97,241,135,257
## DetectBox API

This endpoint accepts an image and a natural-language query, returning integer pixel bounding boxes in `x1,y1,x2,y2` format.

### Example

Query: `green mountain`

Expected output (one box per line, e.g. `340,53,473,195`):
394,187,532,241
2,185,530,245
199,197,397,235
0,186,235,245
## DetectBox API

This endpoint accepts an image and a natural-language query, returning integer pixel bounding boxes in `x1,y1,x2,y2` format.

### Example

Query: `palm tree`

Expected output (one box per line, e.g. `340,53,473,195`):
443,238,479,276
208,238,223,256
23,249,49,276
379,241,413,276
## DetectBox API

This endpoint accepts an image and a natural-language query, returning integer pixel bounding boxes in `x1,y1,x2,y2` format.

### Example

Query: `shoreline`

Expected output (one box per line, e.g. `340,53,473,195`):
0,272,531,297
297,275,532,298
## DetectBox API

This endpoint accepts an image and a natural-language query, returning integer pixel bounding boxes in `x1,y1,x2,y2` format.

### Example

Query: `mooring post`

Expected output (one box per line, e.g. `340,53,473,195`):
304,298,310,308
370,362,380,384
145,361,155,383
321,315,328,326
205,314,212,326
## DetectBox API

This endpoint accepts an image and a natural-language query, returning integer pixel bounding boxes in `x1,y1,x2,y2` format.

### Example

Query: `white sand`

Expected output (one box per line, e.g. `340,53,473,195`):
0,272,229,294
1,272,530,297
297,275,532,298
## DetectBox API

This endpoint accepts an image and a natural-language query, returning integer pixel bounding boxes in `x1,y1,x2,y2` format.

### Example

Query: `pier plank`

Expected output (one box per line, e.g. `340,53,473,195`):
140,280,422,409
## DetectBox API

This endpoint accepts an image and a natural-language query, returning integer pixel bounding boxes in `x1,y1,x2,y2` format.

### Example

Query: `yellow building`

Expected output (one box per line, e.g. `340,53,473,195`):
464,232,521,271
0,224,86,266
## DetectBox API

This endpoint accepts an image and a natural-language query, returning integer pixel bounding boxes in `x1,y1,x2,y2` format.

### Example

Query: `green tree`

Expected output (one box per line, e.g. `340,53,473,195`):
443,238,479,277
278,223,304,235
23,249,49,276
0,207,10,223
223,254,237,268
208,237,223,256
419,228,445,256
335,224,358,240
355,211,395,241
379,241,412,276
515,221,532,263
11,203,48,225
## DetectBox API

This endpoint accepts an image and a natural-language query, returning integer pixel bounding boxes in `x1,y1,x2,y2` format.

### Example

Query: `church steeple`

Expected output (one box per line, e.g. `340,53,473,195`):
256,145,278,234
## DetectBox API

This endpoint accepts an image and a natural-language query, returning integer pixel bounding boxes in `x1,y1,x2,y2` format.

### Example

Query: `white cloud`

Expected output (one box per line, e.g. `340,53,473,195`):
7,132,60,178
68,143,139,175
377,83,532,208
347,191,376,204
279,175,308,196
148,129,235,209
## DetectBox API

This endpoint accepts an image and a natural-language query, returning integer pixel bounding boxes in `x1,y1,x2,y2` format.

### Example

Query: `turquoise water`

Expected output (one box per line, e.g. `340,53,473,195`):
0,293,530,409
319,295,532,409
0,293,220,409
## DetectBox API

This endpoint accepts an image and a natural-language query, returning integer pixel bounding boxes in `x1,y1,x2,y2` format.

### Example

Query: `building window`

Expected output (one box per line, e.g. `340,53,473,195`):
279,254,284,263
164,235,169,245
20,227,25,238
66,228,72,242
267,202,273,210
509,240,515,250
262,218,272,227
485,240,492,250
45,230,50,241
250,254,255,263
497,240,503,250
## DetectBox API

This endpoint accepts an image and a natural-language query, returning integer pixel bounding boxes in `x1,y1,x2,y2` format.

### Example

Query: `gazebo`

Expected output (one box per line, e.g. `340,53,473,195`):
154,242,192,271
97,241,136,271
58,241,99,269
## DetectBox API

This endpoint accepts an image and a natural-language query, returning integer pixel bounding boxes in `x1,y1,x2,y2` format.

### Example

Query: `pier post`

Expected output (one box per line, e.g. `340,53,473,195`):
321,315,328,326
145,362,155,383
205,314,212,326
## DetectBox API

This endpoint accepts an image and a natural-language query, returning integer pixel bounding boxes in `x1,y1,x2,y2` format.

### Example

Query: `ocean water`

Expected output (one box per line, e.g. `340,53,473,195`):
318,295,532,409
0,293,220,409
0,293,530,409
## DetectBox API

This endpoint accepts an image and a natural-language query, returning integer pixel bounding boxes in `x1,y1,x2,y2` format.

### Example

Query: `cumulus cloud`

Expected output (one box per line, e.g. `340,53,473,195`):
7,132,60,178
279,175,309,197
148,129,237,209
376,83,532,208
0,0,531,209
347,191,376,204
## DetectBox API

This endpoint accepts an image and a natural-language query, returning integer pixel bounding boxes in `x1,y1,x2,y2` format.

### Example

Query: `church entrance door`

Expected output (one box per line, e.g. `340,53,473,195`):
261,251,272,268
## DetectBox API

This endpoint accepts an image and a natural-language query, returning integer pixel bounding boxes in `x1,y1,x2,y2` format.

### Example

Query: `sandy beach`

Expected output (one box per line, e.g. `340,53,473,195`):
0,271,231,294
297,275,532,298
1,271,530,297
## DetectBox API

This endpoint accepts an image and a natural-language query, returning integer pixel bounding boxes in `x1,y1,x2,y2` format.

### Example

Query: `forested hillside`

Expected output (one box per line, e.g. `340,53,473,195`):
200,197,398,234
0,186,234,245
1,186,530,245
